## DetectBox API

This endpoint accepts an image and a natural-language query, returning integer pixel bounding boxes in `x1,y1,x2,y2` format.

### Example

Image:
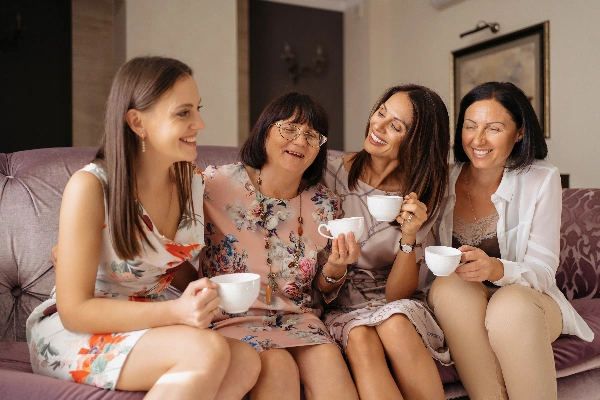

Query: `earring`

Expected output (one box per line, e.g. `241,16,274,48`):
141,135,146,153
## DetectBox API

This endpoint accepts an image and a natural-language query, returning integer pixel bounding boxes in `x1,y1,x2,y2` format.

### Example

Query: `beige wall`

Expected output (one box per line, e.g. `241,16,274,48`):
125,0,239,147
344,0,600,188
72,0,120,147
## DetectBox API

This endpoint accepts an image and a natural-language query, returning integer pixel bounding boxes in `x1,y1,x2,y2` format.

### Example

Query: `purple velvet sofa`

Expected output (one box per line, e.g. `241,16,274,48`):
1,145,600,399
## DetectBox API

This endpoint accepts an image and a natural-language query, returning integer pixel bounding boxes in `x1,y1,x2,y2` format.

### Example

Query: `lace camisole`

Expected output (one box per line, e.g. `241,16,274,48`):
452,212,501,259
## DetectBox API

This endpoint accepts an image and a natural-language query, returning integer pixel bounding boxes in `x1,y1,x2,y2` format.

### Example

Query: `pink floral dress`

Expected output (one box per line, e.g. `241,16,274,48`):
202,163,338,352
26,163,205,389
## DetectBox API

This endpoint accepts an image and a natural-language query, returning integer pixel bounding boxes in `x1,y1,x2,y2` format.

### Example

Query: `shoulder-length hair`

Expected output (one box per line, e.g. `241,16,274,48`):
454,81,547,170
348,84,450,219
239,92,329,188
95,56,196,260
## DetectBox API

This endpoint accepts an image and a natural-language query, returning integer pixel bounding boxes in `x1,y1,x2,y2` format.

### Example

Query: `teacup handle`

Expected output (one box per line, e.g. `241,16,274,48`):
318,223,334,239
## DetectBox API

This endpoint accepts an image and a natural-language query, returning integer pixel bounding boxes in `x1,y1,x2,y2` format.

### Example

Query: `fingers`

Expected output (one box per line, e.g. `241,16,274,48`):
186,277,218,297
329,233,360,266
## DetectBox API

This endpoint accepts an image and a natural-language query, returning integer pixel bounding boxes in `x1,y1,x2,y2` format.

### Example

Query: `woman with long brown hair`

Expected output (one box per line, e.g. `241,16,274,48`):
322,84,451,399
26,56,260,399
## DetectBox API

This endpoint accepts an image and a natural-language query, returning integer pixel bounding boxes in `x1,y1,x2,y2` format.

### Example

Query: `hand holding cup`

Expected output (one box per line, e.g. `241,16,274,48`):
209,273,261,314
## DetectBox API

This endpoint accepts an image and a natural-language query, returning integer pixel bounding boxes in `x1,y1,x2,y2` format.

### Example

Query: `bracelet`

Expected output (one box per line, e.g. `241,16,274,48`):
321,265,348,284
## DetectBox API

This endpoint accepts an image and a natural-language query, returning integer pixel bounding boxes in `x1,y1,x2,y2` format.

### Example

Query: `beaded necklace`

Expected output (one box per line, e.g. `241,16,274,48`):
257,171,303,305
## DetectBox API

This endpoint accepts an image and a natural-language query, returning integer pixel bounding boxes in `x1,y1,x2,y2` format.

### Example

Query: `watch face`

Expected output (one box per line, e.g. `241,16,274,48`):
401,243,414,253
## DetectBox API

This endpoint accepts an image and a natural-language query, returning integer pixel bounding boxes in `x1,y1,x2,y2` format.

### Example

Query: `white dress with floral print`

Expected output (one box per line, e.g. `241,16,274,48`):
202,163,338,352
26,163,205,389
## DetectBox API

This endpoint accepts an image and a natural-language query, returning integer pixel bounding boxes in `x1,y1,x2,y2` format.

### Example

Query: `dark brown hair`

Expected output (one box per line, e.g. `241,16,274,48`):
454,81,547,170
239,92,329,188
95,56,196,260
348,84,450,219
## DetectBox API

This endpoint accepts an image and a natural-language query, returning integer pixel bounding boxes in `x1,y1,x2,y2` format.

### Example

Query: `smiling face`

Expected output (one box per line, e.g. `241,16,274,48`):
264,116,320,178
364,91,414,162
461,99,524,174
139,75,204,164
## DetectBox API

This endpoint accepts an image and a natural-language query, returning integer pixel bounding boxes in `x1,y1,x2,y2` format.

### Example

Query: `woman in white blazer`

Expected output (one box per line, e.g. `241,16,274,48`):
427,82,593,400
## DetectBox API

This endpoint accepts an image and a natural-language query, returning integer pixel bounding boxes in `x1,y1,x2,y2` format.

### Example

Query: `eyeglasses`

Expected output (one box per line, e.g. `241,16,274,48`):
271,122,327,148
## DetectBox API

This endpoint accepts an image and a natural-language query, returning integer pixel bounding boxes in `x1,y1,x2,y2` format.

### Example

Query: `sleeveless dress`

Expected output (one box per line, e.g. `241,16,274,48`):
321,156,451,365
26,163,205,389
201,163,339,352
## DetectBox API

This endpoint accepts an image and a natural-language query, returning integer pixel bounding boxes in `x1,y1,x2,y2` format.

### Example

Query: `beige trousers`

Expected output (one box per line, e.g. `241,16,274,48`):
428,273,563,400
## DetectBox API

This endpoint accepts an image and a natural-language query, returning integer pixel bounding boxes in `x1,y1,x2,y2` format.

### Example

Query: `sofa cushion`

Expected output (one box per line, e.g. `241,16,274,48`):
553,298,600,370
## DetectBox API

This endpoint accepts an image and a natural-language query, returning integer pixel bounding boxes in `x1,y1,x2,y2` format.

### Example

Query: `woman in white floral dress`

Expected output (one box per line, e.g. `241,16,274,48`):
322,85,451,400
202,92,359,400
26,56,260,399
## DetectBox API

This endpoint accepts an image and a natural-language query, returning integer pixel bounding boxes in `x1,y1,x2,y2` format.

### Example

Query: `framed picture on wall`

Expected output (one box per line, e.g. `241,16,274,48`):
451,21,550,138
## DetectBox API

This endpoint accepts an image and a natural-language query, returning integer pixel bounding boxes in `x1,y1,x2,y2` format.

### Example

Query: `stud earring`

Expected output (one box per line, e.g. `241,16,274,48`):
141,135,146,153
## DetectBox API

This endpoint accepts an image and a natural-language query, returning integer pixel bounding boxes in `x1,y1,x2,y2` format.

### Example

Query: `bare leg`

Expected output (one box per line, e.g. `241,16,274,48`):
250,348,300,400
288,343,358,400
376,314,445,400
117,325,230,400
346,325,403,400
216,337,261,400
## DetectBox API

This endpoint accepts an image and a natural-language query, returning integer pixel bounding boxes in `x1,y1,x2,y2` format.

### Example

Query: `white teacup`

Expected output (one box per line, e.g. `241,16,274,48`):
367,195,404,221
318,217,364,240
209,273,261,313
425,246,463,276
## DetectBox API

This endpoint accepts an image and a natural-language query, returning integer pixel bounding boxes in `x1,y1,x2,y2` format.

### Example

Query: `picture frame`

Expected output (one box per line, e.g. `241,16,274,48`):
451,21,550,138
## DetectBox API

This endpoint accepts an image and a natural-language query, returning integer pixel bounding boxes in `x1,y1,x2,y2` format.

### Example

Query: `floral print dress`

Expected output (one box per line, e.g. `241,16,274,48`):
322,156,451,365
202,163,339,352
26,163,205,389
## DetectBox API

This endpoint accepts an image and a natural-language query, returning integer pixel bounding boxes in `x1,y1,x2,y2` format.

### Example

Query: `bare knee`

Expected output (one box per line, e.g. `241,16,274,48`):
260,348,299,382
347,325,380,361
228,338,261,387
177,328,230,372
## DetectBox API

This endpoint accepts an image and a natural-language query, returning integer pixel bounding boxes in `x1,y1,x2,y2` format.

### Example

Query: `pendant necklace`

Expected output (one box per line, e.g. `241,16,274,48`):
465,167,484,237
257,170,303,305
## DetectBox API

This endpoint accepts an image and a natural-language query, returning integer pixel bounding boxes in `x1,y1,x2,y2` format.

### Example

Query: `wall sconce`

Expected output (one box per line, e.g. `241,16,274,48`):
460,20,500,38
281,42,327,84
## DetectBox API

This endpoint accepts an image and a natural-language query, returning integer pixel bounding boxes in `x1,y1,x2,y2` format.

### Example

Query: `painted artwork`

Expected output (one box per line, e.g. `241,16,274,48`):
452,22,549,137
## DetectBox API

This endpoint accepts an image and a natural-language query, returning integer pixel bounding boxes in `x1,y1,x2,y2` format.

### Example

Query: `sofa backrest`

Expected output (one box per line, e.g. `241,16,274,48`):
0,146,240,342
556,188,600,300
1,147,598,342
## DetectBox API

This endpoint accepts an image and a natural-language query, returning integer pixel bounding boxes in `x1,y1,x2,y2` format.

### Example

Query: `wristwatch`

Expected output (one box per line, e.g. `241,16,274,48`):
399,240,416,254
321,266,348,284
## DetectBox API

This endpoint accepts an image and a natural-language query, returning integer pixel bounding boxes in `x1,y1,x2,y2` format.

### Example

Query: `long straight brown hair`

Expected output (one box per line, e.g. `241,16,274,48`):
95,56,197,260
348,84,450,219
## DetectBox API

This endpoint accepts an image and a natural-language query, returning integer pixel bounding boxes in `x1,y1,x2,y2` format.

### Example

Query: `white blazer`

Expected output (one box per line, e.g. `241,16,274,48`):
435,160,593,342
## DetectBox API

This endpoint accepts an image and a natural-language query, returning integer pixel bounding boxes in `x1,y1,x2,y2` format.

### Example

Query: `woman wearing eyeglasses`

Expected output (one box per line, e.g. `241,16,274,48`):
321,84,451,399
201,92,359,400
427,82,593,400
